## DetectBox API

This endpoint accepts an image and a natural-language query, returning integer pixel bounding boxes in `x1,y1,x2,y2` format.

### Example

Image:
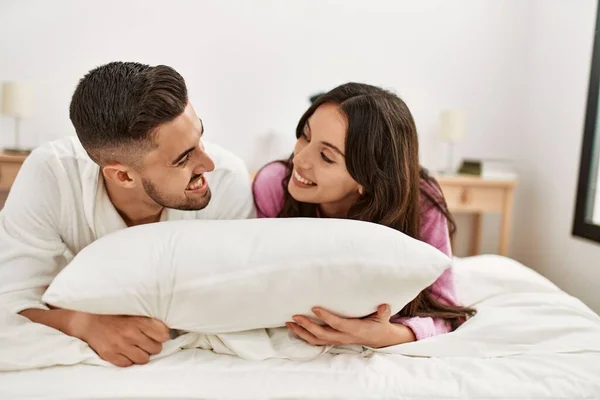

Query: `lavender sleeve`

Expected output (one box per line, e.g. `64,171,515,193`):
252,162,287,218
391,201,459,340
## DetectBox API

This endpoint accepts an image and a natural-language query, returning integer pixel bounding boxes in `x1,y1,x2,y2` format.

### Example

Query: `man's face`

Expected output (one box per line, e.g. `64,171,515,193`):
139,102,215,211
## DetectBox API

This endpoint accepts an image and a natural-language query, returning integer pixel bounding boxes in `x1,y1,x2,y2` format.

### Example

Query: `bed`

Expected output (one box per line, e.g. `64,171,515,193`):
1,255,600,399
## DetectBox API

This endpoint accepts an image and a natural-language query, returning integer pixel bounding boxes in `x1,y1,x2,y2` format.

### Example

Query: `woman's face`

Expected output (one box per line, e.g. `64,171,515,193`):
288,103,363,216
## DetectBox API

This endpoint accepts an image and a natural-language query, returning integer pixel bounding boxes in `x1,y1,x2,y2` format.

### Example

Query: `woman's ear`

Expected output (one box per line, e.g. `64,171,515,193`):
358,186,365,196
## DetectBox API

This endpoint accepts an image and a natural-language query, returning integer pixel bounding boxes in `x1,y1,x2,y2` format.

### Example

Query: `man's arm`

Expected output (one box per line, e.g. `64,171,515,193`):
0,150,69,315
0,151,87,343
0,150,170,367
19,308,77,334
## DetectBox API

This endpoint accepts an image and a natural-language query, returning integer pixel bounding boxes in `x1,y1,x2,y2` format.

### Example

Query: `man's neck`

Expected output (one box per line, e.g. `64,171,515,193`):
103,178,163,227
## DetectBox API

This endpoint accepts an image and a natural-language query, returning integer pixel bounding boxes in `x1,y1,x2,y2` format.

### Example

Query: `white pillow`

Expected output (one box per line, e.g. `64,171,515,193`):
43,218,451,334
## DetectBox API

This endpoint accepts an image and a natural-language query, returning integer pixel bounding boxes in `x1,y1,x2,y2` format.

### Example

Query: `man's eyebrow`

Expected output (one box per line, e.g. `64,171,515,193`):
321,141,345,157
171,119,204,165
171,146,195,165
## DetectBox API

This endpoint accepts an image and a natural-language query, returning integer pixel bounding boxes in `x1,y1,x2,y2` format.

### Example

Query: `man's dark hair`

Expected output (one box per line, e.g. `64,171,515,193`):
69,61,188,165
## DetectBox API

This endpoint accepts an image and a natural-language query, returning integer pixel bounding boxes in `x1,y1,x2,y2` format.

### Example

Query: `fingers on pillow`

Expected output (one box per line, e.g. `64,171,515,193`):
136,331,163,355
377,304,392,319
106,354,134,368
121,345,150,365
96,344,134,368
141,319,171,343
287,322,327,346
312,308,351,332
291,316,347,345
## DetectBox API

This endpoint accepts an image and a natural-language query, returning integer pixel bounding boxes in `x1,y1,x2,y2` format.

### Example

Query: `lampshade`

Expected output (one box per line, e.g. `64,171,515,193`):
1,82,33,118
439,109,465,143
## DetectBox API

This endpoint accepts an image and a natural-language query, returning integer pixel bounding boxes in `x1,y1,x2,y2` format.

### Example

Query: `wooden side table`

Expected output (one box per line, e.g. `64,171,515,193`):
434,174,518,256
0,152,28,206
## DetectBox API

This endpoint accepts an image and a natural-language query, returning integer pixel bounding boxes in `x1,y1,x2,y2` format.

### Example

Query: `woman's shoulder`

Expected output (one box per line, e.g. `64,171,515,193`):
418,177,452,257
254,161,288,181
252,161,288,218
419,175,443,202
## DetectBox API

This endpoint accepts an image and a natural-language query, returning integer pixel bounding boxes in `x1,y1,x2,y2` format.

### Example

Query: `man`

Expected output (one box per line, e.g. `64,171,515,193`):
0,61,255,367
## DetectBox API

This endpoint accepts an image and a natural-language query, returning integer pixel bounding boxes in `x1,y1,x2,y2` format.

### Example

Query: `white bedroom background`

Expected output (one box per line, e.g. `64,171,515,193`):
1,0,599,312
511,0,600,313
0,0,528,170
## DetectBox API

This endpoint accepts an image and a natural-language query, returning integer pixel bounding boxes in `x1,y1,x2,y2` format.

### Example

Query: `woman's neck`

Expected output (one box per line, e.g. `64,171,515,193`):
318,203,347,218
319,193,360,218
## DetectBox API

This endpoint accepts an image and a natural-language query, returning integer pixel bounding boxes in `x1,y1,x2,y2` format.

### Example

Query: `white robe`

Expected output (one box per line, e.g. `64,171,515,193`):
0,136,255,313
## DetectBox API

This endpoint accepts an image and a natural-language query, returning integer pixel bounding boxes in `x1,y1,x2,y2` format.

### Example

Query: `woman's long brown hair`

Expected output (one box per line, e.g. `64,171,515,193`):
257,82,475,330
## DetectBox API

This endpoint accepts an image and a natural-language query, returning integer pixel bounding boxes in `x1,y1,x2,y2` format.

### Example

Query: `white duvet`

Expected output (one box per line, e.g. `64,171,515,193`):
1,255,600,399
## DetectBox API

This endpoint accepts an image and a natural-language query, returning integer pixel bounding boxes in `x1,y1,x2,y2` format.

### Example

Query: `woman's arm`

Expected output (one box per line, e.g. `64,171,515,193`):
392,198,459,340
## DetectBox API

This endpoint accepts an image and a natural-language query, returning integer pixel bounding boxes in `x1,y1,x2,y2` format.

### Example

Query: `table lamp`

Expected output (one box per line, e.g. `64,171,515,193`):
439,109,465,175
1,81,33,154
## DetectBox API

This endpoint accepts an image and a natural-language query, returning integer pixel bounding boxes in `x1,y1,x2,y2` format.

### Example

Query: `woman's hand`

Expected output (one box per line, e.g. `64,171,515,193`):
286,304,416,349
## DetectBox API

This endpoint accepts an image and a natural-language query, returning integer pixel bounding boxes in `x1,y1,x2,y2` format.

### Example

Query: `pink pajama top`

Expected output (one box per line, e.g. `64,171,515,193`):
252,162,461,341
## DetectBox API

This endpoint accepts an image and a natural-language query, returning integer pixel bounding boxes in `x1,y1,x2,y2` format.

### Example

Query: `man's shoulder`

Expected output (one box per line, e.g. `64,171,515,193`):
26,136,91,170
13,136,98,205
4,136,94,224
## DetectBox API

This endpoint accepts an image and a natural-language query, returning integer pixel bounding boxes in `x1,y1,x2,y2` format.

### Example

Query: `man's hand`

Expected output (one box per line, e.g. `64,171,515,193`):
69,312,170,367
286,304,416,349
20,308,170,367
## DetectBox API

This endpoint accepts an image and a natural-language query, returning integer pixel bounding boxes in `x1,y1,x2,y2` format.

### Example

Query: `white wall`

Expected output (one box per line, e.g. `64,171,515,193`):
2,1,599,310
0,0,528,172
511,0,600,313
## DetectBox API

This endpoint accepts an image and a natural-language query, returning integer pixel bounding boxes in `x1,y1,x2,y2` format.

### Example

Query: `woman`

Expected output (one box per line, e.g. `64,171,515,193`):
252,82,475,348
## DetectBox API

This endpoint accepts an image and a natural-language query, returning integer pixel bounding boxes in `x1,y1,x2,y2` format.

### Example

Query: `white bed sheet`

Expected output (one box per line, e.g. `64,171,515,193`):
1,255,600,400
2,348,600,400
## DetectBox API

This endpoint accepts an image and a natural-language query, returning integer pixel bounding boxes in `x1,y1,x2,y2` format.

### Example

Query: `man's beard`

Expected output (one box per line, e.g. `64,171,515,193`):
142,178,212,211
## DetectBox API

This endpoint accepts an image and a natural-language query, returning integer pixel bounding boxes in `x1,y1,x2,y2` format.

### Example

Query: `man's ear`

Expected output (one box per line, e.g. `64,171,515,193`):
101,163,138,189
